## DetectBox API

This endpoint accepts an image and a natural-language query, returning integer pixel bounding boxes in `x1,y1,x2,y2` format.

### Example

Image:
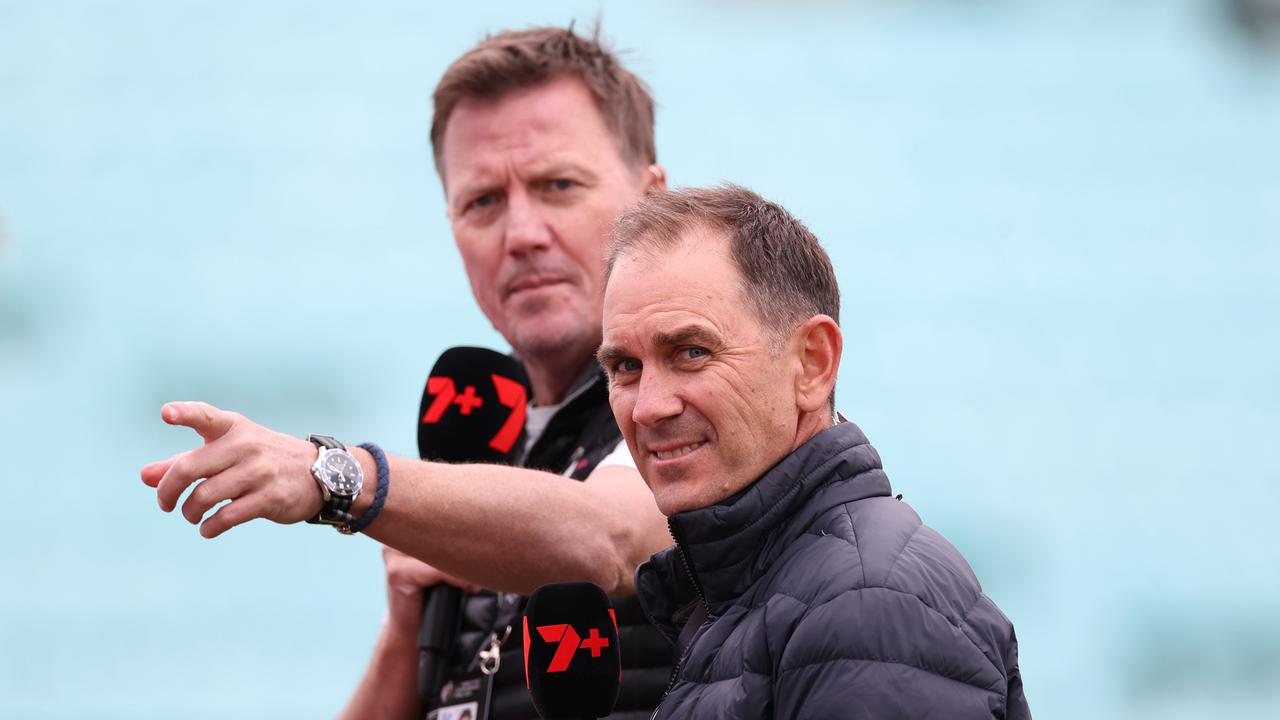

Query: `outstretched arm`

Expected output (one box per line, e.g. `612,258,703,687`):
139,401,670,595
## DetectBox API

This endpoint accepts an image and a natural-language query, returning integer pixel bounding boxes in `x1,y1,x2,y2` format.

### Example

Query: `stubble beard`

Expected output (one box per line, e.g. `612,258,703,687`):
507,298,600,367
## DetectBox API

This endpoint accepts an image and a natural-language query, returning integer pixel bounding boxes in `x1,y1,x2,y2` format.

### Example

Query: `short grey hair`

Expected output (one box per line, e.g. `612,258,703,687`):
607,183,840,344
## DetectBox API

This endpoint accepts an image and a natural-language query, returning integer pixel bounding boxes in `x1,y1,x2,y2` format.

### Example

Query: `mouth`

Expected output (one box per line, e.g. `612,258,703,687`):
506,275,568,298
650,441,707,462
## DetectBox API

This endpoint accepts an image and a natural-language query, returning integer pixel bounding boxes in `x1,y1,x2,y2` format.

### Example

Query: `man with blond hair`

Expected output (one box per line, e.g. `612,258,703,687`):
142,27,674,719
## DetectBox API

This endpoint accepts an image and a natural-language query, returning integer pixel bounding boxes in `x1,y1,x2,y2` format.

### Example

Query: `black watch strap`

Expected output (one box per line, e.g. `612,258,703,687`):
313,496,355,525
307,434,357,526
309,434,344,451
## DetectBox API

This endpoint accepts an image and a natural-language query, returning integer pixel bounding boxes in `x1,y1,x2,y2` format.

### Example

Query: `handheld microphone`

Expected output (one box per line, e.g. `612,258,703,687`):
416,346,531,709
417,346,531,464
523,582,621,720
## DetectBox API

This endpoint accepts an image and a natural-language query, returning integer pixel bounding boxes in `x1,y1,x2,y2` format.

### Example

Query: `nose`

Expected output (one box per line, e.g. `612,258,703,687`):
631,368,683,427
503,188,553,256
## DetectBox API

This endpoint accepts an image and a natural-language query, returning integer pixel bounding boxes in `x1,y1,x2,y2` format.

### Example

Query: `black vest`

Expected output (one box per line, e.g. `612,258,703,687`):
442,371,672,720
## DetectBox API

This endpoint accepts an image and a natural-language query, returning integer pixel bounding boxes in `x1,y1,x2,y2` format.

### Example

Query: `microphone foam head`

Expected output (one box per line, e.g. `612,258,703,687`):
417,346,530,464
523,582,621,720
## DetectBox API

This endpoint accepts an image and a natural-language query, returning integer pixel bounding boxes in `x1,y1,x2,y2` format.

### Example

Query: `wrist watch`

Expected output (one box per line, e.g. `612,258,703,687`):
305,434,364,526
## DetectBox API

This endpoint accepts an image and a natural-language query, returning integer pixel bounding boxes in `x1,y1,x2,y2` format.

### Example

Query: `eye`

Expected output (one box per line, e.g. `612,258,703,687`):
464,191,502,215
604,357,641,386
679,347,709,360
549,178,575,191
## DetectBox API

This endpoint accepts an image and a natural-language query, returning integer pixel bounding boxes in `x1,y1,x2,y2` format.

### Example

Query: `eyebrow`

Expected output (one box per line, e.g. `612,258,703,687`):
596,324,725,370
532,159,597,181
595,342,628,370
653,325,723,351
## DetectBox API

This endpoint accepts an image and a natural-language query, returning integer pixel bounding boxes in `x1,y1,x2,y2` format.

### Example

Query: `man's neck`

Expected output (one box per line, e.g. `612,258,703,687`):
525,351,597,407
791,409,838,453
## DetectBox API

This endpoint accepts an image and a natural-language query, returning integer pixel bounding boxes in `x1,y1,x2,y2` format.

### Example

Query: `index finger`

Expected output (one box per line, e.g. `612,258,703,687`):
161,401,238,442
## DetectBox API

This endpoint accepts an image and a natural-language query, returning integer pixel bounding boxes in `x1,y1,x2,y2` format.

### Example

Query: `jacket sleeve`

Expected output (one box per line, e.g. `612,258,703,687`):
771,586,1018,719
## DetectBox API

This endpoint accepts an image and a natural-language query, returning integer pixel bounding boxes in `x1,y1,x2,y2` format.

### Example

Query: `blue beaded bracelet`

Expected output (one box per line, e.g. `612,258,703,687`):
342,442,390,535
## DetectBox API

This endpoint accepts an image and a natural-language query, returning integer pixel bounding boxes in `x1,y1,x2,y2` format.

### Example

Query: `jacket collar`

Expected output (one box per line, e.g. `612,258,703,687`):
637,420,891,635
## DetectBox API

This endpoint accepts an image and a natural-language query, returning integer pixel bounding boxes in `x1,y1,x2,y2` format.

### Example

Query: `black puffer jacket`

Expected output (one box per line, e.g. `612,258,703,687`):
635,421,1030,719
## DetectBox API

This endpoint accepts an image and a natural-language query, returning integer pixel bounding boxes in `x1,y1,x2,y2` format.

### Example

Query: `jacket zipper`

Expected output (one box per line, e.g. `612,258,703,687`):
654,519,712,717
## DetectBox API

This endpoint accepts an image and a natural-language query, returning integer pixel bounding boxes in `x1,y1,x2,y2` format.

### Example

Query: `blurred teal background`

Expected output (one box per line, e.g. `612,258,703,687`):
2,0,1278,717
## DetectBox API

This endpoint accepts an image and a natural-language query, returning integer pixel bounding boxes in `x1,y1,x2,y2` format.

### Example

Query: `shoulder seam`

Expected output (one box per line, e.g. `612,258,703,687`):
844,503,867,588
883,516,923,582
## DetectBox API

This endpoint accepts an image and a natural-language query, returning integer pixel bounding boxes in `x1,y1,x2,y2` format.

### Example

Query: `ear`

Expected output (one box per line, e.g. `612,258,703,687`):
791,315,842,414
640,163,668,194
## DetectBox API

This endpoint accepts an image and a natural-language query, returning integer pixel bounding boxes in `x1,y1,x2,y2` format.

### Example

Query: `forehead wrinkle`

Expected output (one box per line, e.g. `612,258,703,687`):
451,148,597,198
445,121,574,190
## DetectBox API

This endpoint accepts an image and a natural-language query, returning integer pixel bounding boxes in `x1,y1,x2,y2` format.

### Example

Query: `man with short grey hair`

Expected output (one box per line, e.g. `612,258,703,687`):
598,184,1030,719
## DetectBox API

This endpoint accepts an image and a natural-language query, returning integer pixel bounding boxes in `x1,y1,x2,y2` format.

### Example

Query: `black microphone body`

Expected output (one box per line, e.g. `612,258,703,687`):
523,582,621,720
415,347,531,712
416,584,463,706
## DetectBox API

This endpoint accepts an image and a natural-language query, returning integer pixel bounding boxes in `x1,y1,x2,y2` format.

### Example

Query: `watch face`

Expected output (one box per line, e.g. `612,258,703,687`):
321,450,363,497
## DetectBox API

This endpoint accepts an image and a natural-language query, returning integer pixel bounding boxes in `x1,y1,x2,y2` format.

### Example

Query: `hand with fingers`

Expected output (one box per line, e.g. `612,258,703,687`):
140,401,325,538
381,546,482,635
